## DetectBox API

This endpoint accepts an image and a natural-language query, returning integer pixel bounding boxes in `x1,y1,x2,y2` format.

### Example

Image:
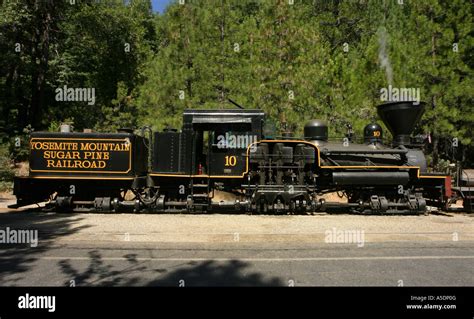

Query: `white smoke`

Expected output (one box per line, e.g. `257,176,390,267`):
377,27,393,86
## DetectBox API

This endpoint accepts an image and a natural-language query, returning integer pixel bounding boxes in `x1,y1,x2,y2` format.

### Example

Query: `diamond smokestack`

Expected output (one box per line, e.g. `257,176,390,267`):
377,101,425,146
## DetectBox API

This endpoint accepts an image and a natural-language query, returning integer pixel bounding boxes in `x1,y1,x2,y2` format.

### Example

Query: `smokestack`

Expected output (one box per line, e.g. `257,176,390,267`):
377,101,425,146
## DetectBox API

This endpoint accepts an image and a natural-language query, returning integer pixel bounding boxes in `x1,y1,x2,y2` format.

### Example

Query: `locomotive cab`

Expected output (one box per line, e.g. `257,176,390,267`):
152,109,265,178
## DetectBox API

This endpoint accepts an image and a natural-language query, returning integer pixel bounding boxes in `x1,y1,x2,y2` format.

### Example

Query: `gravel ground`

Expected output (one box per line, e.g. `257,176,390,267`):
0,210,472,243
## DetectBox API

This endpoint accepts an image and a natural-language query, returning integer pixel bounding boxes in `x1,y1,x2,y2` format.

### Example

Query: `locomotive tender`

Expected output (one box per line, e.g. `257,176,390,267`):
11,101,465,214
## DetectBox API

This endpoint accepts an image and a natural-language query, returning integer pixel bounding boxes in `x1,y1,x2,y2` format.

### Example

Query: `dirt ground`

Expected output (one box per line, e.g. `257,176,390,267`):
0,192,15,200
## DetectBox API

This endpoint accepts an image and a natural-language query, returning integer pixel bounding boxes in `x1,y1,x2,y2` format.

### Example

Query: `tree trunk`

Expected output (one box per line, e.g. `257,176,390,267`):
430,14,438,168
4,65,15,132
29,1,52,129
432,132,439,169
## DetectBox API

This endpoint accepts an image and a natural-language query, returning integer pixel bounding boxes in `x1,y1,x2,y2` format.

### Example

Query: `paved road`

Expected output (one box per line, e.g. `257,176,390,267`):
0,210,473,286
1,241,473,286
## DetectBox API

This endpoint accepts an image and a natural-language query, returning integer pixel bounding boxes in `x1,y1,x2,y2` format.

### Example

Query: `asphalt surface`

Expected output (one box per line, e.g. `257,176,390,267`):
0,208,473,286
1,241,473,286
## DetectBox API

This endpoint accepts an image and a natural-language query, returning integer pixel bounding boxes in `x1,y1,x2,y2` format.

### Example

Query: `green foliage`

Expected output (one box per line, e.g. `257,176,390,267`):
0,0,154,133
48,121,62,133
0,144,14,192
135,0,473,165
7,124,34,162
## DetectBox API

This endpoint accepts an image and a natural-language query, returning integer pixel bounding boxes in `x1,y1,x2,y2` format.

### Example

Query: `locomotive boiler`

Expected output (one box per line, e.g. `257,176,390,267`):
10,101,464,214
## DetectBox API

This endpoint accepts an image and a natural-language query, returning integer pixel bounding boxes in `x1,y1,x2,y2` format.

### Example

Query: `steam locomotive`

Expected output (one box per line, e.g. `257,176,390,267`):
10,101,473,213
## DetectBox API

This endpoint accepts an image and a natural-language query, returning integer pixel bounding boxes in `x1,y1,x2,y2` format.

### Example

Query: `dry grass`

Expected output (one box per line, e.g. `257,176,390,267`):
15,161,29,176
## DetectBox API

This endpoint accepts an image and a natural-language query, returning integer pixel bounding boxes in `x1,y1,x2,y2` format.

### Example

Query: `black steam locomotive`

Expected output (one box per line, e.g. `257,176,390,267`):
10,101,473,213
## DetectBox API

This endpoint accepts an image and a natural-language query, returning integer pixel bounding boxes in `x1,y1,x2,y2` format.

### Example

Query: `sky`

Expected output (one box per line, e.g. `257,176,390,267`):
151,0,174,14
